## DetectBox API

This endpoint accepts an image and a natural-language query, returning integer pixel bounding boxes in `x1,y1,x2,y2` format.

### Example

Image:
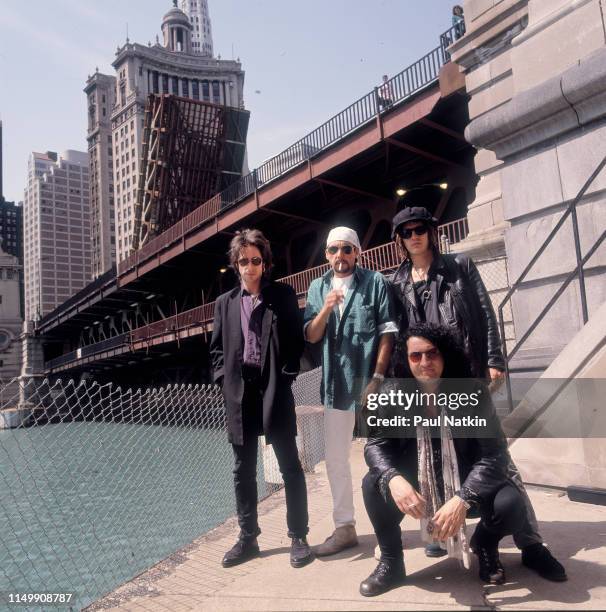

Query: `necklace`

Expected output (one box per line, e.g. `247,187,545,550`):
412,266,429,282
251,294,260,310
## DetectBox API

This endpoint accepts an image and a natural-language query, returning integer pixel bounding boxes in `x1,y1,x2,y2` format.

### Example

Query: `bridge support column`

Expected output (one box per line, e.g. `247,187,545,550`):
0,321,45,429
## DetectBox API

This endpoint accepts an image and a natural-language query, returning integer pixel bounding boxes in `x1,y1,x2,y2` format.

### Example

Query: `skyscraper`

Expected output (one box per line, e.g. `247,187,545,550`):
0,248,23,382
23,151,91,321
85,72,117,278
179,0,214,56
0,120,25,315
89,1,245,264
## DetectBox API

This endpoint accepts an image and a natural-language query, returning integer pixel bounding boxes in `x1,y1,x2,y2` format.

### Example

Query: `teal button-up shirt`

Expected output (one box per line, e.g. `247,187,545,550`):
304,266,397,411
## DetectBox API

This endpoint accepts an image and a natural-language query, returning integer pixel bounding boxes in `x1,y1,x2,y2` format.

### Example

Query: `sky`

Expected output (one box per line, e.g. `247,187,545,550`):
0,0,456,203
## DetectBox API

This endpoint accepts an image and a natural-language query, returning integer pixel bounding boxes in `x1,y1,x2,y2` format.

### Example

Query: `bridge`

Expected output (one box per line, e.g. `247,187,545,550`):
38,26,476,385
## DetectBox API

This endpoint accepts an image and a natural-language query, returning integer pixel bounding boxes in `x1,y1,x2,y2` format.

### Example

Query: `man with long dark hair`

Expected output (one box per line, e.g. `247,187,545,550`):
360,324,564,596
210,229,313,569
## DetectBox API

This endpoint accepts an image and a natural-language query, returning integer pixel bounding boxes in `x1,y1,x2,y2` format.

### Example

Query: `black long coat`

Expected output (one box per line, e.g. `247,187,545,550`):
209,281,304,445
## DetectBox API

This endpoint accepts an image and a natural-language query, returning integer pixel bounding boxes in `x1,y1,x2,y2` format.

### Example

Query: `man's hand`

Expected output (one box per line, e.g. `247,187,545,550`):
431,496,467,540
487,367,505,392
388,475,426,519
360,377,382,409
321,289,344,314
305,289,344,343
487,367,505,382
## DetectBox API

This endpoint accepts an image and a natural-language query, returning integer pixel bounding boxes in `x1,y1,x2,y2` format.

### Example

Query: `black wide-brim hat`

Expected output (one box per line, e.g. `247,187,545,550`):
391,206,438,239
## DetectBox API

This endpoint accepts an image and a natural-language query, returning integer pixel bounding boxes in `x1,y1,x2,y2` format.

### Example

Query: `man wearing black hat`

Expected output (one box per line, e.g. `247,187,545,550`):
387,204,567,582
390,205,505,381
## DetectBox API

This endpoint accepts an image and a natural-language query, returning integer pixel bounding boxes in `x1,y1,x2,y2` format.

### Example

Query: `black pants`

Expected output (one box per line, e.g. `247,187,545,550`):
362,471,527,564
232,378,309,539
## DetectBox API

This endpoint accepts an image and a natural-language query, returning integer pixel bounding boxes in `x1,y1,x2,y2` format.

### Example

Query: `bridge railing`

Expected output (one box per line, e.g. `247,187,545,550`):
127,227,465,347
46,219,469,369
438,217,469,249
46,334,129,370
117,25,460,277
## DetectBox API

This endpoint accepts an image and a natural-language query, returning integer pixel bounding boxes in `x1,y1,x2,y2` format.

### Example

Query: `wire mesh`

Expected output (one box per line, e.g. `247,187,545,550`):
0,372,326,610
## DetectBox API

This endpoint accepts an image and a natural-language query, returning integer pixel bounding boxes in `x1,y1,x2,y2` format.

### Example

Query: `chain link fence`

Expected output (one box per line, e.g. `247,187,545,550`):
0,372,325,610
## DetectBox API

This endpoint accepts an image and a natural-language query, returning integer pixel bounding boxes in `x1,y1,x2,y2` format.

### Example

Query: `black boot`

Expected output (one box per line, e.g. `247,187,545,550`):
522,543,567,582
359,560,406,597
470,526,505,585
222,535,260,568
290,536,314,568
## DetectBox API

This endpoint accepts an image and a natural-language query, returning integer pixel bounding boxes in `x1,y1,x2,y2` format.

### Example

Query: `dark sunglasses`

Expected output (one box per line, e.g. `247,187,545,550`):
237,257,263,267
408,347,441,363
326,245,354,255
398,225,429,239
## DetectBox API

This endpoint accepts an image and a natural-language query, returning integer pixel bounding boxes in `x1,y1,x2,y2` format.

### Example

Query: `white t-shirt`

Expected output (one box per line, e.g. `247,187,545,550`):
331,274,354,318
331,272,398,335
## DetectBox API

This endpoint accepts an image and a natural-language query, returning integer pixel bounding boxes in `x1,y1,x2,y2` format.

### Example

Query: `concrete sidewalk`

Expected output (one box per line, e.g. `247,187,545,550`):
90,441,606,611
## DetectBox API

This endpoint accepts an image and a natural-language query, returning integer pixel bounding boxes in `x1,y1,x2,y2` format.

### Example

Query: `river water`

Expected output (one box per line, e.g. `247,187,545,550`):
0,421,264,610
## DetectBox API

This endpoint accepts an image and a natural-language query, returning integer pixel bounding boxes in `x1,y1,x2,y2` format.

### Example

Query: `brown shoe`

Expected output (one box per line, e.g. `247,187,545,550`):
314,525,358,556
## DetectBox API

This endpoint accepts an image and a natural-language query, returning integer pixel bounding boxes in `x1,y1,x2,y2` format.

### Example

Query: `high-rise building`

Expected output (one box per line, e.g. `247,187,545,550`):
0,200,24,318
0,120,25,316
88,2,245,264
84,72,117,278
23,151,91,321
0,247,23,382
0,201,23,263
179,0,214,56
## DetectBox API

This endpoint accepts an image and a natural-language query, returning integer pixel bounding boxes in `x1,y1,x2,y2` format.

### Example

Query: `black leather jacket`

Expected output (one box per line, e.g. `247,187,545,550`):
364,385,511,506
390,253,505,377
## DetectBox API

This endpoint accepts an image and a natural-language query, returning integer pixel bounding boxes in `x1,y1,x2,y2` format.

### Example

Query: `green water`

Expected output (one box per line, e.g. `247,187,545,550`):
0,422,253,610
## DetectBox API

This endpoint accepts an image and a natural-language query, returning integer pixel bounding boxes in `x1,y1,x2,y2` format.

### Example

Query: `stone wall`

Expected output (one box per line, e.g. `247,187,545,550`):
452,0,606,370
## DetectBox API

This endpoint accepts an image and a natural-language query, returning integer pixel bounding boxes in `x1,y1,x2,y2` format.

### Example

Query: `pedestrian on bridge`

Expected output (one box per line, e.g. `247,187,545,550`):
304,226,398,556
378,75,394,109
388,202,566,580
210,228,313,569
452,5,466,40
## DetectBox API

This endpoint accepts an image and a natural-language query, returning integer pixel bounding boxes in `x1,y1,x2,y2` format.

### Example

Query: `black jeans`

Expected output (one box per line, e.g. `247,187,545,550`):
362,471,527,564
232,378,309,539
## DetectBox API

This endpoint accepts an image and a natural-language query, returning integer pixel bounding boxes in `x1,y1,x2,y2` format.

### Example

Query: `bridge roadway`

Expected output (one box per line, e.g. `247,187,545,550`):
38,32,475,382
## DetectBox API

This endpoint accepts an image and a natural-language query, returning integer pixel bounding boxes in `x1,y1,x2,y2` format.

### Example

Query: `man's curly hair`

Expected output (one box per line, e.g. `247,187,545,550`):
401,323,472,379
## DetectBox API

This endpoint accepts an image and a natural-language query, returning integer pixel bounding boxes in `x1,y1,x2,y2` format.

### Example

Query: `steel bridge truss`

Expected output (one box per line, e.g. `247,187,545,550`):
133,95,247,249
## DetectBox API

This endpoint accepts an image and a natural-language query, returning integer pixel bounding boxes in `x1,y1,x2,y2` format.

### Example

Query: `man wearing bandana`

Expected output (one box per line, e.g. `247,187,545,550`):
304,226,397,556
